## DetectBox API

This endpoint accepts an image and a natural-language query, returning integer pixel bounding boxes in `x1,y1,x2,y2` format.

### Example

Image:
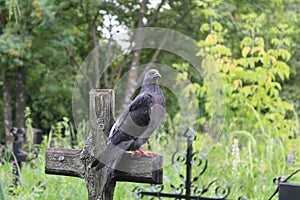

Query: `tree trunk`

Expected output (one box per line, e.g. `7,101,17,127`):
3,64,13,143
122,0,148,109
90,24,100,88
15,66,26,128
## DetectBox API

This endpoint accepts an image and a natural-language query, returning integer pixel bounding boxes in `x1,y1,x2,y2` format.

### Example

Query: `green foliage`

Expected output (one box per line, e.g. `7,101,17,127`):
1,0,300,199
115,131,300,200
193,132,300,199
0,146,87,200
2,131,299,199
0,108,87,200
170,1,300,198
183,1,298,140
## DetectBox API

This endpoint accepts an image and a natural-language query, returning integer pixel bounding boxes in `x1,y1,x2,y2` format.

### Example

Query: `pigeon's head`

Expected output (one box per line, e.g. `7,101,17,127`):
143,69,161,84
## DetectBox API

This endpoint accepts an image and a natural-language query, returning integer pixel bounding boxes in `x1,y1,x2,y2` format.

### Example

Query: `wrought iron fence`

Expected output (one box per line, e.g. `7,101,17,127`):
132,127,300,199
133,128,241,200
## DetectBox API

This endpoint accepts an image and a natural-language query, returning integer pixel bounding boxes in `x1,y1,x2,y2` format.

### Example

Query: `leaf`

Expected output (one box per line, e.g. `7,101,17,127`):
258,47,266,56
213,21,223,31
251,47,260,55
248,57,256,68
271,82,282,90
267,49,278,58
240,37,252,48
183,84,192,97
270,88,279,97
283,38,291,47
191,83,201,94
261,55,270,66
214,44,232,56
255,37,264,47
189,98,199,108
198,117,206,125
277,71,284,81
241,86,252,97
242,47,251,58
251,95,259,107
205,34,218,45
200,23,211,32
279,49,291,61
268,69,276,81
236,59,248,67
233,79,242,90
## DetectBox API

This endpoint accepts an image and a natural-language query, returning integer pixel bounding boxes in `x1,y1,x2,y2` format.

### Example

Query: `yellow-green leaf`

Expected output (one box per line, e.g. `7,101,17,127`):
242,47,251,58
205,34,218,45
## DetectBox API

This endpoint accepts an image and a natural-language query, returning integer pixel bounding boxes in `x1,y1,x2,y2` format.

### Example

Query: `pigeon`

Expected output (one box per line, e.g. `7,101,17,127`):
91,69,166,171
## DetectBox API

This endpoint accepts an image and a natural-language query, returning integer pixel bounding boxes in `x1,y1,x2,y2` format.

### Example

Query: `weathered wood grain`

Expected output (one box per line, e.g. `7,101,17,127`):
112,152,163,184
45,148,84,178
84,89,116,200
45,148,163,184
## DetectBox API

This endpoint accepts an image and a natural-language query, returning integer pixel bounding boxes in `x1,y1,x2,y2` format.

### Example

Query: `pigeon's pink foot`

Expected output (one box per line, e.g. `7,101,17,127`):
132,149,156,157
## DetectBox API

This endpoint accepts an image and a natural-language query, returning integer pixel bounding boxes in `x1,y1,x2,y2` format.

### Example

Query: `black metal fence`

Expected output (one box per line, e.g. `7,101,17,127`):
133,128,235,199
133,128,300,200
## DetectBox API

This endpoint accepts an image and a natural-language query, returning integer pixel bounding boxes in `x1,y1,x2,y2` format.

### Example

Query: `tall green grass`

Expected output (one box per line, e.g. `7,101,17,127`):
1,132,299,199
115,131,300,200
1,110,299,199
0,139,87,200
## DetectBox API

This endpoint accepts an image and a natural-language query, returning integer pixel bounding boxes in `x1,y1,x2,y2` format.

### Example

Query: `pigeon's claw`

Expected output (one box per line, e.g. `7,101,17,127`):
131,149,156,157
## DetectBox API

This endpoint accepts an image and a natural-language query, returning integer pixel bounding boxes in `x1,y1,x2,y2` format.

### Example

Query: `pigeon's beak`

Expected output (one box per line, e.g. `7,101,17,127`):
155,72,161,78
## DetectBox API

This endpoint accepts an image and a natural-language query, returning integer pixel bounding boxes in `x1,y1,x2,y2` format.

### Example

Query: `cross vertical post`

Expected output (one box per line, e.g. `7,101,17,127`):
83,89,116,199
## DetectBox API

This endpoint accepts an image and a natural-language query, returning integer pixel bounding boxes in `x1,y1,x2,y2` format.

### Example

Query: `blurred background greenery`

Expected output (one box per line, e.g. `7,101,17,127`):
1,0,300,199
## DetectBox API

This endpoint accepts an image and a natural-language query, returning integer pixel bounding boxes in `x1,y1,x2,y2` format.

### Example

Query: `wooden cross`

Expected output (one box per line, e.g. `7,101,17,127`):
45,89,163,200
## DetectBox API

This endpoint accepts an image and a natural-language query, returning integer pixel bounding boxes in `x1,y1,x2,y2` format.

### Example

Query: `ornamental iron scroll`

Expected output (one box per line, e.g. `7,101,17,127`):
133,127,232,200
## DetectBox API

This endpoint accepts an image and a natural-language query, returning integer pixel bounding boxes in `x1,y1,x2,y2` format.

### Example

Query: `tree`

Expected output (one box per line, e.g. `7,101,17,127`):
0,0,34,141
1,0,205,141
0,0,80,141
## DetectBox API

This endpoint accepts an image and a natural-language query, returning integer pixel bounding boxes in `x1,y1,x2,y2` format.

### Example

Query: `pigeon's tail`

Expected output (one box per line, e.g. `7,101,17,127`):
91,139,134,171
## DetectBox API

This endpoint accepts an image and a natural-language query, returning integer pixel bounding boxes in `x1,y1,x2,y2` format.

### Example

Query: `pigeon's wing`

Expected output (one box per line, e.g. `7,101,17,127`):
135,102,166,144
129,93,154,112
109,92,154,143
91,93,154,171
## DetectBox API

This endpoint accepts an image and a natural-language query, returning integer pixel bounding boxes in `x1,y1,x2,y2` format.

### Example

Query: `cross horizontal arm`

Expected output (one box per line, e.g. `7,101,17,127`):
45,148,163,184
112,153,163,184
45,148,85,178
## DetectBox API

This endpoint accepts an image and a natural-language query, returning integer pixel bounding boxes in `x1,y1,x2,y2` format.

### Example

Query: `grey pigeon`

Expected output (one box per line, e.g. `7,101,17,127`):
91,69,166,171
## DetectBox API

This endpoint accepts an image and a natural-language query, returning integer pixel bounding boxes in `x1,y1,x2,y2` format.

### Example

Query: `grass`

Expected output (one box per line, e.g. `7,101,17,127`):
0,142,87,200
113,131,300,200
1,127,300,200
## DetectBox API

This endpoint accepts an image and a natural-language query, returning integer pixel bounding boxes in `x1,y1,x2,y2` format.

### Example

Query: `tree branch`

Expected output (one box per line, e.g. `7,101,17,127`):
146,0,166,27
64,46,81,68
